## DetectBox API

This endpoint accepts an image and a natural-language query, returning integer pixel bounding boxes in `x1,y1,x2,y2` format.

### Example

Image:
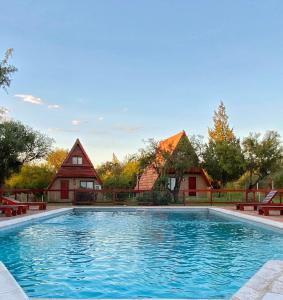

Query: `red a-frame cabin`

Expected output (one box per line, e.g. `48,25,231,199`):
48,139,102,202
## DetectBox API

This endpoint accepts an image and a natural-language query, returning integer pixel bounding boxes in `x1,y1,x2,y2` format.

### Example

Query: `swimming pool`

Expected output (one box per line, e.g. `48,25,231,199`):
0,208,283,299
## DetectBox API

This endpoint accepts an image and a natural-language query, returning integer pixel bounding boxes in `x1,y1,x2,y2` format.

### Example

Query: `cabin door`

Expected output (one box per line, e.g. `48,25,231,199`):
60,180,69,199
188,177,196,196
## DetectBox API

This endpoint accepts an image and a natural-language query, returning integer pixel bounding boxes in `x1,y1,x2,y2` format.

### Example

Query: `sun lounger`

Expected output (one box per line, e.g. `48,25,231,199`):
2,196,47,210
0,205,28,217
258,205,283,216
236,190,278,211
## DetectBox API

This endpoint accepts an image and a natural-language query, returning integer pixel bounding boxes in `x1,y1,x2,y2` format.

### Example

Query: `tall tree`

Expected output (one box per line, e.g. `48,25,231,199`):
0,48,17,91
242,131,283,189
0,120,53,186
203,101,245,187
208,101,235,142
0,107,9,123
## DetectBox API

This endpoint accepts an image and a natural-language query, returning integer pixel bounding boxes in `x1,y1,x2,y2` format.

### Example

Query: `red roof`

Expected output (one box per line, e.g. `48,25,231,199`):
159,130,186,153
48,139,102,188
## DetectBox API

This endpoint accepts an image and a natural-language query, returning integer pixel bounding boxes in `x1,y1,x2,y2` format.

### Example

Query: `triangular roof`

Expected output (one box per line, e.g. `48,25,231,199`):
136,131,210,190
159,130,186,153
48,139,102,188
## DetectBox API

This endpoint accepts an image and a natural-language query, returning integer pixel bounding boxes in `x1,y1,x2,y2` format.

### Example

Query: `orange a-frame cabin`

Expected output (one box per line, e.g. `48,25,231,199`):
48,139,102,202
135,131,210,195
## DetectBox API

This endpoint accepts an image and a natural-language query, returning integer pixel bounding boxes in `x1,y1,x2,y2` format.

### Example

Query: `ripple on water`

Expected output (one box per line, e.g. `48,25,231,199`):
0,210,283,298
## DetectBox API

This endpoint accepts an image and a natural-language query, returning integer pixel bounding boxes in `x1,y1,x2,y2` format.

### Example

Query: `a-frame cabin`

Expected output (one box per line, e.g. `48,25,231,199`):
135,131,210,195
48,139,102,202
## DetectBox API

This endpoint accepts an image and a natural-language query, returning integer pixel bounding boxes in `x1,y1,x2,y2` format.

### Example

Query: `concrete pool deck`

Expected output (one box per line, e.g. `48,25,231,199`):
0,206,283,300
1,204,283,223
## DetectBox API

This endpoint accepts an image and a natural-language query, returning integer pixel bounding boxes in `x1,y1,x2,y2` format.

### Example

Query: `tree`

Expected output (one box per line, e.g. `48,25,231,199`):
0,107,9,123
242,131,283,189
190,134,206,162
273,166,283,188
46,148,68,171
166,136,199,201
138,135,199,202
0,120,53,186
97,155,140,189
121,159,140,188
208,101,235,142
5,164,54,189
202,140,245,188
203,101,245,188
0,48,17,91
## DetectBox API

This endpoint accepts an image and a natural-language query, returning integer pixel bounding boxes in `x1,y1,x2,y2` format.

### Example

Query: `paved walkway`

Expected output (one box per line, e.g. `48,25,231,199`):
0,204,70,221
225,206,283,223
1,204,283,223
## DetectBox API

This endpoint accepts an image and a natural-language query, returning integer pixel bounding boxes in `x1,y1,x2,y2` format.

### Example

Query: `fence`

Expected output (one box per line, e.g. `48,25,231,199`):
1,188,283,206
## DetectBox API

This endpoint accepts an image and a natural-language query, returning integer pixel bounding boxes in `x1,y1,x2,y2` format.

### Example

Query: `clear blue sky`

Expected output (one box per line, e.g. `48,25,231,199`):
1,0,283,164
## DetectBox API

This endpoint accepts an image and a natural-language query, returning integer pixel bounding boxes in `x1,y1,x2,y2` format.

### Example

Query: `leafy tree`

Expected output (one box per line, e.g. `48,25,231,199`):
273,166,283,188
97,155,140,189
121,159,140,187
202,140,245,188
208,101,235,142
138,135,199,202
190,134,206,162
5,164,53,189
46,148,68,171
203,101,245,188
0,107,9,123
0,120,53,186
0,48,17,91
242,131,283,189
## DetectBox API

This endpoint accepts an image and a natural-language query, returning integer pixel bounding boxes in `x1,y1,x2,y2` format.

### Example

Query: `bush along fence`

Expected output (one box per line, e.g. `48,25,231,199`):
1,188,283,206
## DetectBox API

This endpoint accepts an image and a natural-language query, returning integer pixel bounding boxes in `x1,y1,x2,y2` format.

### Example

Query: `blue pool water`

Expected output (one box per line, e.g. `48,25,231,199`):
0,209,283,299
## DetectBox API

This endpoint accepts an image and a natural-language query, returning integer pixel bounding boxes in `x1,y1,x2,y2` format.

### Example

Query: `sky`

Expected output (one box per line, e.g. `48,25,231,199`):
1,0,283,165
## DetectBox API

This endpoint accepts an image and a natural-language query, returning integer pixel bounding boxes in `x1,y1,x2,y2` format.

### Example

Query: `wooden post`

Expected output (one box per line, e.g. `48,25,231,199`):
73,189,76,205
112,191,116,205
183,191,185,206
210,188,213,206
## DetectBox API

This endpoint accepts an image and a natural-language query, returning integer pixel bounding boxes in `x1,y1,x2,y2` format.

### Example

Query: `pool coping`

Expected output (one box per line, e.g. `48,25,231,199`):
231,260,283,300
0,206,283,300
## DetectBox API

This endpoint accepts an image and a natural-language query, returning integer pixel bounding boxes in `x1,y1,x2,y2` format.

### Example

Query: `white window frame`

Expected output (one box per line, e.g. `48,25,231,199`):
168,177,176,191
72,156,83,165
80,181,94,189
95,184,102,190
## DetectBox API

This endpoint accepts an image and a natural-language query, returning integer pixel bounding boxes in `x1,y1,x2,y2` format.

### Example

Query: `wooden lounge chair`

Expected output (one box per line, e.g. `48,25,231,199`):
236,190,278,211
258,205,283,216
2,196,47,210
0,204,28,217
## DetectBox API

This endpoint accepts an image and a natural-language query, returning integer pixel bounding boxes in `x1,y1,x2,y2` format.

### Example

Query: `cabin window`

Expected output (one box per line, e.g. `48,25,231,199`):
72,156,83,165
80,181,94,189
95,184,102,190
168,177,176,190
